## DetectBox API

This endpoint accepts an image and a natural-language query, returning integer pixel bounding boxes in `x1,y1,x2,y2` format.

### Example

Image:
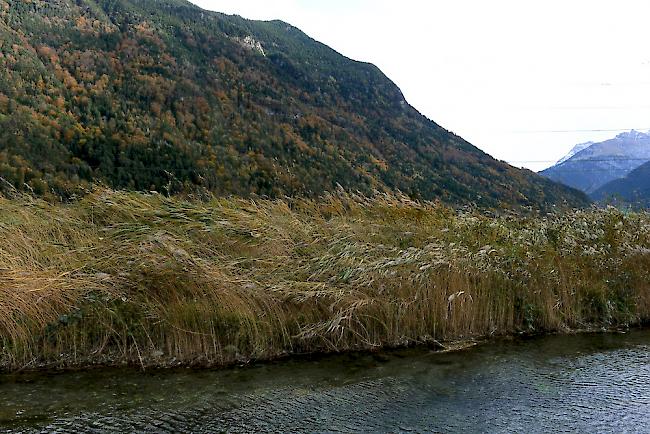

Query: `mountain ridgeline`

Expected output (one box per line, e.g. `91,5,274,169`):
592,161,650,208
0,0,588,209
541,131,650,194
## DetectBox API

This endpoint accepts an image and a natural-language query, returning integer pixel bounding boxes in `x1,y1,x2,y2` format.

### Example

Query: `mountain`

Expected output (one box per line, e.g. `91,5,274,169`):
541,130,650,194
591,160,650,208
0,0,588,209
556,141,594,165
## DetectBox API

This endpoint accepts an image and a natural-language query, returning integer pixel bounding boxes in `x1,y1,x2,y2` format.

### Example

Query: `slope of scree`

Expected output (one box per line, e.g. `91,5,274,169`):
0,0,589,209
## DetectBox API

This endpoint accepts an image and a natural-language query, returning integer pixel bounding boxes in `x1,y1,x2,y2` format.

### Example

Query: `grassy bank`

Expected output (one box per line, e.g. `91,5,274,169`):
1,189,649,371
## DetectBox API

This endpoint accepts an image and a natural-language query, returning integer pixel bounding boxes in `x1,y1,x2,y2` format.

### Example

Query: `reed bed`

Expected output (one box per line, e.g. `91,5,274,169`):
0,189,649,370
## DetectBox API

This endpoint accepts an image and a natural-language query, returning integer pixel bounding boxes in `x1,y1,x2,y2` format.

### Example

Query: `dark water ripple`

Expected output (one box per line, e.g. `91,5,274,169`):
1,331,649,433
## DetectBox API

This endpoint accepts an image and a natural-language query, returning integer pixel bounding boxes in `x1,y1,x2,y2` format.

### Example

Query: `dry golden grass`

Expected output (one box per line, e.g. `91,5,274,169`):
0,189,648,370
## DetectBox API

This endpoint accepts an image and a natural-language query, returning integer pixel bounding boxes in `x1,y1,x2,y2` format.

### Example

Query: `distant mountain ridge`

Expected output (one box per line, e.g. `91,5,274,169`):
0,0,588,209
592,160,650,208
541,130,650,194
556,141,594,165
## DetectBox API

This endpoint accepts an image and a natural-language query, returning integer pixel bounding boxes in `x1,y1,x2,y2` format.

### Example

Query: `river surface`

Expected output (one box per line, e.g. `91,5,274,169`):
1,330,649,433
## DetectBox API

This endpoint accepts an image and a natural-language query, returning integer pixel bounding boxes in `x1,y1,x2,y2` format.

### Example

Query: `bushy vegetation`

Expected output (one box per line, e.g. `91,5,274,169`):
0,189,647,370
0,0,588,209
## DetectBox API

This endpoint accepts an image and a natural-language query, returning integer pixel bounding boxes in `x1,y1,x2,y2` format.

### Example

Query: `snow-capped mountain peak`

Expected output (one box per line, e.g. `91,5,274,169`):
556,141,594,165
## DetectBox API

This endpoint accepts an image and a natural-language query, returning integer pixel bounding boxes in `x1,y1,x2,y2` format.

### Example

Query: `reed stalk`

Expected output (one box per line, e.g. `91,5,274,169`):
0,189,648,370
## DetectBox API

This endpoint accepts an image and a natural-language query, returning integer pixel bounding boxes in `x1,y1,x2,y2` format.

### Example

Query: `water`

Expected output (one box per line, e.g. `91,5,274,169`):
1,330,649,433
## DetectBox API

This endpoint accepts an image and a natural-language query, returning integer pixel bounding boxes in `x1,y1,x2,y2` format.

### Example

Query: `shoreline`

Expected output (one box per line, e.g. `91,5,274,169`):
2,325,641,375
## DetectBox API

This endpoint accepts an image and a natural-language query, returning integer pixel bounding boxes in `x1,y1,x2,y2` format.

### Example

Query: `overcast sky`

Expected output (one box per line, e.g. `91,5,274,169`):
189,0,650,171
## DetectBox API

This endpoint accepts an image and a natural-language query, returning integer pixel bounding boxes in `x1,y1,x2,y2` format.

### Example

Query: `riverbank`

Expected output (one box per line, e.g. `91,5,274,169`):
3,330,650,432
1,189,649,371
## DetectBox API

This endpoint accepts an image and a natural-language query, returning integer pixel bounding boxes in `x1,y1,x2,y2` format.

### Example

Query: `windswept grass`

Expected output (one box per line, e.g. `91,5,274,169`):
0,189,649,370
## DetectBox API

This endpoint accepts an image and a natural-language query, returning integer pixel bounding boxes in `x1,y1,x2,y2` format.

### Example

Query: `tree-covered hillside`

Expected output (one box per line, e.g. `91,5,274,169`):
592,161,650,209
0,0,588,209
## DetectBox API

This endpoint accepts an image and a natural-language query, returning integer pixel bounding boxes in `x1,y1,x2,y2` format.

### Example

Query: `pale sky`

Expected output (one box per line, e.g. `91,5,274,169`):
189,0,650,171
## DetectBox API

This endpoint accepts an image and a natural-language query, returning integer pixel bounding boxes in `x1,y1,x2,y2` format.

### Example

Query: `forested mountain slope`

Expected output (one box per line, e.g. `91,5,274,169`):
0,0,588,209
592,160,650,208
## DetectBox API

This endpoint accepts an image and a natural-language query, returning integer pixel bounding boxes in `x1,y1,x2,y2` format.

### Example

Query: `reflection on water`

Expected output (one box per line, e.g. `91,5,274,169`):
1,330,649,433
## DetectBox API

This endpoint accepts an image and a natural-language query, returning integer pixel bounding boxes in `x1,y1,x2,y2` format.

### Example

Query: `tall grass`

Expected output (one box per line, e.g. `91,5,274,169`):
0,189,649,370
